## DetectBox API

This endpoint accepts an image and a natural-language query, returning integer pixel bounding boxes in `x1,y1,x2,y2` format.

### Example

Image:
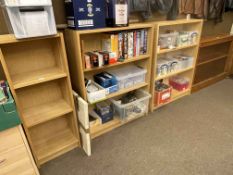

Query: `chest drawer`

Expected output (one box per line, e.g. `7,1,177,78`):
0,127,24,153
0,145,36,175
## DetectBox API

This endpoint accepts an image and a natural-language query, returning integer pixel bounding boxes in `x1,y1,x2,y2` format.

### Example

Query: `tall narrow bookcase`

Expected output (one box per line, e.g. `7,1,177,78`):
65,23,154,140
151,19,203,111
0,34,80,166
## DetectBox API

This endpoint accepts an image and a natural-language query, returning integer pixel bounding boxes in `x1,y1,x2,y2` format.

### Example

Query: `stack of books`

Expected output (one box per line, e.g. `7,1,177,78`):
83,29,148,69
105,29,148,60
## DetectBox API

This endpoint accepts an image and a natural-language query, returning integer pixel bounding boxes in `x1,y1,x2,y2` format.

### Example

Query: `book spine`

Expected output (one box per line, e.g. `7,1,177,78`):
128,32,134,58
110,34,115,52
136,30,141,56
123,32,128,59
84,54,91,69
140,29,145,55
144,29,148,54
118,32,124,60
133,31,137,57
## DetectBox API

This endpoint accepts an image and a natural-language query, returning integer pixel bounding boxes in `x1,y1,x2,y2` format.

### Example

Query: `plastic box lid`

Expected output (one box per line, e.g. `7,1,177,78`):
1,0,52,7
108,65,147,81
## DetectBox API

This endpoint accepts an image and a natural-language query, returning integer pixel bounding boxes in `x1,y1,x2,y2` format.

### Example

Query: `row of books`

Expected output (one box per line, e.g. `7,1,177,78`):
102,29,148,59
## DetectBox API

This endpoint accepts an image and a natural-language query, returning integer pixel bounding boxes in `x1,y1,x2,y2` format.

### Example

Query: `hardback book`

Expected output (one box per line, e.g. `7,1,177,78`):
133,31,137,56
136,30,141,56
123,32,128,59
118,32,124,60
143,29,148,54
128,31,134,58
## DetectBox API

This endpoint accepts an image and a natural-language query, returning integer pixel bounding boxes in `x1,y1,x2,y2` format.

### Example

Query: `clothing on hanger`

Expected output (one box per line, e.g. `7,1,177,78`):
208,0,226,23
129,0,179,20
179,0,209,19
225,0,233,11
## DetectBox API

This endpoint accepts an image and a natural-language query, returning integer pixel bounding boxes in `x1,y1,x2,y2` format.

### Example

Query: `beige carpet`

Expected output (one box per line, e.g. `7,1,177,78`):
40,78,233,175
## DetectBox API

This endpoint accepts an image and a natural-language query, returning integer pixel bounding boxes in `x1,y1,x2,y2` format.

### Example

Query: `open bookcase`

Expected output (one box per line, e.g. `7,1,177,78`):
151,19,203,111
192,34,233,92
0,34,80,166
65,23,154,155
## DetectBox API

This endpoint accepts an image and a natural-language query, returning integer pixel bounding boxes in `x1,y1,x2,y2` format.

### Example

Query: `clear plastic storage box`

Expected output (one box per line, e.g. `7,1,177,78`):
110,90,151,121
108,65,147,90
159,32,178,49
0,0,57,39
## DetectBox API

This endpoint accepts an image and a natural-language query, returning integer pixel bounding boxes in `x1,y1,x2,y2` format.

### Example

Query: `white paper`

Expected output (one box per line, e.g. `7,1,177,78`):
20,11,50,37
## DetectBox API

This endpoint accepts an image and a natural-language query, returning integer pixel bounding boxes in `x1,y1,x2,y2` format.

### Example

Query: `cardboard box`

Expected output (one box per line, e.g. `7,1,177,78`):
0,88,21,131
65,0,106,30
154,86,172,105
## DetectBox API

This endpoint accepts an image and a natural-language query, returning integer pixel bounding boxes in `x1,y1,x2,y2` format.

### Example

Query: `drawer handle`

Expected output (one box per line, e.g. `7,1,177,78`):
0,159,6,165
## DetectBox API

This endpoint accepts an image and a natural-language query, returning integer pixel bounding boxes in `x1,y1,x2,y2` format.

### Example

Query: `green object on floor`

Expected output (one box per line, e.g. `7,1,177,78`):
0,88,21,131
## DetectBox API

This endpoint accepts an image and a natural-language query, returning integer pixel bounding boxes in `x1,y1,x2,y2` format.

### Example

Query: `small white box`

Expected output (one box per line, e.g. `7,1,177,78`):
87,82,106,104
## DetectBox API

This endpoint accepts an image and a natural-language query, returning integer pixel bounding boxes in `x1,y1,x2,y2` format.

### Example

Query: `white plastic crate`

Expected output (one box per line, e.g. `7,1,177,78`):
108,65,147,90
1,1,57,39
110,90,151,121
1,0,52,7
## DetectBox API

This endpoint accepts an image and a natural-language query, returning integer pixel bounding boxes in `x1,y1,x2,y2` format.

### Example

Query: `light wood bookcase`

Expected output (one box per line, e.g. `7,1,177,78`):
0,33,80,166
151,19,203,111
192,34,233,92
65,23,154,142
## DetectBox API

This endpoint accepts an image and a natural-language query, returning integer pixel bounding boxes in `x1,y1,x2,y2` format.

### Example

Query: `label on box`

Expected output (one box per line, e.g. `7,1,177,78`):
115,4,127,25
161,92,171,100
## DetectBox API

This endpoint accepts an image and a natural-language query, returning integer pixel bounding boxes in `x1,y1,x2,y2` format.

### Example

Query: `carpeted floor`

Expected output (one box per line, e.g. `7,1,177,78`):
40,78,233,175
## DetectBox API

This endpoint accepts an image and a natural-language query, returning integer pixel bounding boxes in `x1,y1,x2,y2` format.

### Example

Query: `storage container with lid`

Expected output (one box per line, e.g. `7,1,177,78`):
108,65,147,89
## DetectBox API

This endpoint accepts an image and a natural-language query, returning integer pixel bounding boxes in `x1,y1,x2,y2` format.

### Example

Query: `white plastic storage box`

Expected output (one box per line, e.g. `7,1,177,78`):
108,65,147,90
87,82,106,104
1,0,57,39
110,90,151,121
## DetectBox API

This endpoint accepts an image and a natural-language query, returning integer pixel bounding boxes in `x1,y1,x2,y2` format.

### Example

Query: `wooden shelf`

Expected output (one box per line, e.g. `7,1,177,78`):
172,88,191,100
158,44,198,55
34,128,78,165
74,23,154,35
200,34,233,48
192,72,227,93
154,88,191,110
89,82,148,105
156,19,202,27
23,99,73,128
197,54,228,66
84,54,149,72
151,19,203,111
90,113,146,139
65,24,154,143
193,34,233,92
13,68,67,89
0,34,60,45
155,67,194,81
0,33,79,166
